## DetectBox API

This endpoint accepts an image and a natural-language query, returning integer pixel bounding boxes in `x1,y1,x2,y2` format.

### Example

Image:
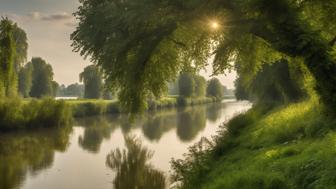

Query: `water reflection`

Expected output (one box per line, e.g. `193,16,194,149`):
177,107,207,142
77,116,119,153
142,111,177,141
206,103,223,123
0,101,251,189
76,104,223,152
0,126,72,189
106,136,166,189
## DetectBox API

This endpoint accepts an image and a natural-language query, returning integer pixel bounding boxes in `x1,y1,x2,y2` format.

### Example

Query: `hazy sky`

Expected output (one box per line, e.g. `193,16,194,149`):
0,0,236,88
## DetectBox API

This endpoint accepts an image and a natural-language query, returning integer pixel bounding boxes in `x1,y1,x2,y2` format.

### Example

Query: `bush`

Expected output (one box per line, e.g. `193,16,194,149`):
0,98,72,131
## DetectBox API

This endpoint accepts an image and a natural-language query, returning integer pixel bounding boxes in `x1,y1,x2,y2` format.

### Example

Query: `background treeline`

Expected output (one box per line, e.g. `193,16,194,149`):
19,57,58,98
168,72,233,100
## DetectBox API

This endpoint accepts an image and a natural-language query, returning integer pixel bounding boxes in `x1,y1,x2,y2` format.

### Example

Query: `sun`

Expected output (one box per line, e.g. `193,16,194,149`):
210,21,219,29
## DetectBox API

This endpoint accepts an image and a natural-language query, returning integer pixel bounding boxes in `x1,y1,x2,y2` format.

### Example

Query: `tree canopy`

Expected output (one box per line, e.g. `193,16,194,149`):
207,78,224,99
0,18,17,98
72,0,336,113
80,65,103,99
29,57,55,98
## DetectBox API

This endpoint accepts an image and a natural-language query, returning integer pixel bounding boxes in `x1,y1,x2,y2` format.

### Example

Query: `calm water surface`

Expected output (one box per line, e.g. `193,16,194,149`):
0,100,251,189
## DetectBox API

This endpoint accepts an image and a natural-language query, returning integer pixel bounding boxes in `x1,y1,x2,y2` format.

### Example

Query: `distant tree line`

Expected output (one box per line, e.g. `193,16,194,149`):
167,72,228,100
58,83,84,97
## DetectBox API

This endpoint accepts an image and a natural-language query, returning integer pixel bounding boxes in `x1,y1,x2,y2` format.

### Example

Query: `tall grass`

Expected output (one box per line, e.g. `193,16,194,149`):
0,98,72,131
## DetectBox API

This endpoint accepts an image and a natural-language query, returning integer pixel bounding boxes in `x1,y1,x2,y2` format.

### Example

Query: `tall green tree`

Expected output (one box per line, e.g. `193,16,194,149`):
194,75,206,97
18,63,33,97
12,23,28,71
29,57,54,98
207,78,224,99
72,0,336,112
178,72,195,97
80,65,103,99
51,81,59,97
0,18,17,98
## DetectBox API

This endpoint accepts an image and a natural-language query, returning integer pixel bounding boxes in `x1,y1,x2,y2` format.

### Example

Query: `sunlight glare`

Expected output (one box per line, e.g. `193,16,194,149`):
210,21,219,30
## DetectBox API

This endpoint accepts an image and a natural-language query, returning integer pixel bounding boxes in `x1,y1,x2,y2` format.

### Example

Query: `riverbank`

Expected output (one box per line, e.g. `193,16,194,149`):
172,98,336,188
0,96,221,131
69,96,219,117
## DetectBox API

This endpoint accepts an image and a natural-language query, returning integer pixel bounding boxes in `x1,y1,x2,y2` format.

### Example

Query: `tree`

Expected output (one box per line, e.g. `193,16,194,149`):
63,83,84,97
51,81,59,97
207,78,223,99
18,63,33,97
29,57,54,98
194,75,206,97
0,18,17,98
80,65,103,99
72,0,336,113
12,23,28,71
178,72,194,97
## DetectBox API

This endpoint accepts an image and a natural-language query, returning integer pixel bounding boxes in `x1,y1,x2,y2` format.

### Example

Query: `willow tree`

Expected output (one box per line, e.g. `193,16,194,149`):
12,23,28,71
80,65,103,99
0,18,17,98
72,0,336,113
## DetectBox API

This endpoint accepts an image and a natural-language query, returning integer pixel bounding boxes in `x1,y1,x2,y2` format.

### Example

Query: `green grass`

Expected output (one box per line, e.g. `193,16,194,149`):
172,98,336,189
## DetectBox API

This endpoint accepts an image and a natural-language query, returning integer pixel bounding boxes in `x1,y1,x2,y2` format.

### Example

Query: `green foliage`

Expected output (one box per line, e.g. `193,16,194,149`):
58,83,84,97
80,65,103,99
0,98,72,131
171,99,336,189
29,57,55,98
51,81,59,97
72,0,336,113
178,72,195,97
11,22,28,71
194,75,206,97
0,18,17,98
70,100,119,117
206,78,223,99
250,59,307,103
18,63,33,97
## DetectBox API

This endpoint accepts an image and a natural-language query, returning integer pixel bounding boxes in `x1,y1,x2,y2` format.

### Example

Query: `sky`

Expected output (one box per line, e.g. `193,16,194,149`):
0,0,236,88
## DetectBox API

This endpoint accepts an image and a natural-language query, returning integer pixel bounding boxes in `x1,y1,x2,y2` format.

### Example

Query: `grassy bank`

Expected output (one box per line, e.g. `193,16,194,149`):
172,98,336,189
0,98,72,131
70,96,218,117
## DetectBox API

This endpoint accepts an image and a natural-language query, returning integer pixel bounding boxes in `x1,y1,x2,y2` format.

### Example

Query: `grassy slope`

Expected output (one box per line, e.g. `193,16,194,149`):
197,99,336,189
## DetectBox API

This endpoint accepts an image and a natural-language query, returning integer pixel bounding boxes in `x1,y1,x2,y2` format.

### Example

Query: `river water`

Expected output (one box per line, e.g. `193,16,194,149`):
0,100,251,189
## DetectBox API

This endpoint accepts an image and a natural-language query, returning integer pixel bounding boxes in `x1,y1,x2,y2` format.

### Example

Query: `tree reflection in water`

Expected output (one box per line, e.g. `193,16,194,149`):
106,136,166,189
77,115,119,153
177,107,206,142
206,103,223,123
0,126,72,189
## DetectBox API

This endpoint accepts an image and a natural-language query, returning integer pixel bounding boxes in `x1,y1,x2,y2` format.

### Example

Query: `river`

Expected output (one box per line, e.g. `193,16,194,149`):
0,100,251,189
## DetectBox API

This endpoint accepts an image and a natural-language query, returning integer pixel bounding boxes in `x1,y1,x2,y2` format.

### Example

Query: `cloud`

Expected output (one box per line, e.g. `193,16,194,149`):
27,11,41,20
41,12,73,21
25,11,73,22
